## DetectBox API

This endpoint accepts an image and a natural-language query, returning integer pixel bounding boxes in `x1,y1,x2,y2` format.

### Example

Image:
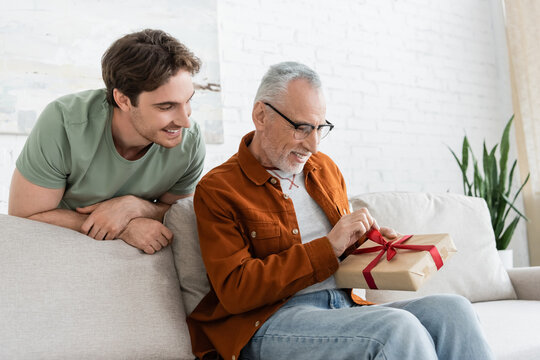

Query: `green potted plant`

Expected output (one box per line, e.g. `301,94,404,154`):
449,115,529,267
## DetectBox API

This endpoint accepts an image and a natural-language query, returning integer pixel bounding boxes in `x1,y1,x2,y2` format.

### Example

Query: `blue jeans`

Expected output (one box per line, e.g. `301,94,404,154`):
239,289,494,360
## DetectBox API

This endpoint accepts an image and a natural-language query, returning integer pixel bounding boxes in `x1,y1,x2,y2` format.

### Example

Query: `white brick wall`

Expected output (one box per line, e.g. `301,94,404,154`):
0,0,530,265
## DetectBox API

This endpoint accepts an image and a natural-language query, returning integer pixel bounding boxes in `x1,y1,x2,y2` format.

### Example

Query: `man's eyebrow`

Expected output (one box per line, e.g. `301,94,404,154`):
152,91,195,106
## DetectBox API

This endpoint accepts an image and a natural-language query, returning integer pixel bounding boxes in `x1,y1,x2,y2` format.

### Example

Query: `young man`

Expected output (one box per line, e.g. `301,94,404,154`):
8,29,205,254
188,62,494,360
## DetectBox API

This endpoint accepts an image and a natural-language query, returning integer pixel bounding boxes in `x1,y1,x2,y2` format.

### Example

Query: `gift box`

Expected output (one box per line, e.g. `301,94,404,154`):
334,229,457,291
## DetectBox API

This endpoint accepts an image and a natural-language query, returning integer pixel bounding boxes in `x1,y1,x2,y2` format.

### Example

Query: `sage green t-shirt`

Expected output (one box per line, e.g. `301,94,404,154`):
16,89,206,210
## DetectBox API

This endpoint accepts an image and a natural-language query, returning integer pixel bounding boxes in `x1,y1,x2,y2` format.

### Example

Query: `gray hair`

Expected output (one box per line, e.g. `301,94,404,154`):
254,61,322,105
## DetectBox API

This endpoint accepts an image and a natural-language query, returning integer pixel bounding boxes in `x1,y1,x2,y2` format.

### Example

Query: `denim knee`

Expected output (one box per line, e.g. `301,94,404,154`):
402,295,494,360
419,294,471,308
381,308,432,338
415,294,476,321
376,308,437,359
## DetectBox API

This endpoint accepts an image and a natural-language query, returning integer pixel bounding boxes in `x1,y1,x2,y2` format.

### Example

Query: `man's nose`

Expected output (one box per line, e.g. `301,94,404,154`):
173,106,191,128
302,129,320,154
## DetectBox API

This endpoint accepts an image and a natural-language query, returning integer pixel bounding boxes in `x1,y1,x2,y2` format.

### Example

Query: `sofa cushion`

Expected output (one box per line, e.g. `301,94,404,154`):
349,192,517,303
164,197,210,315
0,214,194,360
472,300,540,360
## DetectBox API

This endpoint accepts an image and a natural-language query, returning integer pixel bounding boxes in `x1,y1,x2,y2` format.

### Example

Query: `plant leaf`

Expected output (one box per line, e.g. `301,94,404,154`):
494,219,505,239
506,160,517,197
502,173,531,224
488,145,499,213
501,193,529,221
497,216,520,250
482,144,491,209
462,136,469,172
499,115,513,194
473,160,483,198
448,145,468,194
510,172,530,205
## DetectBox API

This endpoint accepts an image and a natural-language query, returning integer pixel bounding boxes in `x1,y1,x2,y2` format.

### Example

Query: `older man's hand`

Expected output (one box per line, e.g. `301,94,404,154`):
327,207,378,257
379,226,400,240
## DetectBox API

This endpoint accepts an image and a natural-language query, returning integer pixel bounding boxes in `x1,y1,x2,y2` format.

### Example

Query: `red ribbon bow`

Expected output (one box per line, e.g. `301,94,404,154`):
351,228,444,289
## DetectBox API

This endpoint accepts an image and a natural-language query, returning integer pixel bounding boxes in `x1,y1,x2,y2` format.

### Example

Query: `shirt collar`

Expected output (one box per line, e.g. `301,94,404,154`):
237,131,321,186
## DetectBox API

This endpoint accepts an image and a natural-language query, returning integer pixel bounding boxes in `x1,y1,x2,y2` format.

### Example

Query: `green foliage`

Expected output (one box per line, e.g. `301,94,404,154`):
449,115,530,250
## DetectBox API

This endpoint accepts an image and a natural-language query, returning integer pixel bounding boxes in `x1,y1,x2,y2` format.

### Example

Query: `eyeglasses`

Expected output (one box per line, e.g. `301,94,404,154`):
263,102,334,140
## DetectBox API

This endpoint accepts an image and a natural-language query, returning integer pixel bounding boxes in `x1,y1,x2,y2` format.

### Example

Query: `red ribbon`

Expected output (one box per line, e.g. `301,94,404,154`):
351,228,444,289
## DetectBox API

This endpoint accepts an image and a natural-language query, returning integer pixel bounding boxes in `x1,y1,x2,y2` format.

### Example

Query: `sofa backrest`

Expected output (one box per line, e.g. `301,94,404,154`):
0,214,194,360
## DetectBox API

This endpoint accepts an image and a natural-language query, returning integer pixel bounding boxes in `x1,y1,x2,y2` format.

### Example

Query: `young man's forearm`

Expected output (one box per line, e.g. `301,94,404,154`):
28,208,88,233
146,201,172,222
24,196,175,236
135,193,190,222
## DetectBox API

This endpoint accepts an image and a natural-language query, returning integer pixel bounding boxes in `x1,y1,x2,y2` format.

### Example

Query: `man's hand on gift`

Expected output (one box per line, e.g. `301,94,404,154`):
379,227,401,240
327,207,378,257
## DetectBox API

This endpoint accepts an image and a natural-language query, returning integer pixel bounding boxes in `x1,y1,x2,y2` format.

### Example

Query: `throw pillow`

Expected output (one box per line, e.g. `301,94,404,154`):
164,197,210,315
349,192,517,303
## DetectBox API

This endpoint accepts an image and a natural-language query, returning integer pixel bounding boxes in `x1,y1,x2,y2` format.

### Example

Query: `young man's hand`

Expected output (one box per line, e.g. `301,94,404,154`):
77,195,153,240
118,217,173,254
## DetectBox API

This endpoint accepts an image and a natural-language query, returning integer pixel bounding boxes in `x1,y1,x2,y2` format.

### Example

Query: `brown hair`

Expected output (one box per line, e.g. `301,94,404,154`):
101,29,201,107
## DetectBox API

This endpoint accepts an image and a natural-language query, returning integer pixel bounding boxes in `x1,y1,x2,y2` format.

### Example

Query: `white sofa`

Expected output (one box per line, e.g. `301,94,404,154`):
1,192,539,359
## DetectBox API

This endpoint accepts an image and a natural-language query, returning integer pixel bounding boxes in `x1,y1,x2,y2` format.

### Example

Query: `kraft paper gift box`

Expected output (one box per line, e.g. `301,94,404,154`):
334,229,457,291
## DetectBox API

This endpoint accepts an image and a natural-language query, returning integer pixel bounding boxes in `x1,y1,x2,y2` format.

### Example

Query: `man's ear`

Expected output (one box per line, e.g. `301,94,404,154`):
252,101,267,130
113,89,132,111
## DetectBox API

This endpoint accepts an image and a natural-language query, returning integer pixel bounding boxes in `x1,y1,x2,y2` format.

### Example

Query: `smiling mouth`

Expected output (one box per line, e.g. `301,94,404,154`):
164,128,181,134
292,151,309,162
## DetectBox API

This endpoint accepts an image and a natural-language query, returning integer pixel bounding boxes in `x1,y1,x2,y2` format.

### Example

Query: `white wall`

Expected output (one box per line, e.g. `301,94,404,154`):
0,0,529,265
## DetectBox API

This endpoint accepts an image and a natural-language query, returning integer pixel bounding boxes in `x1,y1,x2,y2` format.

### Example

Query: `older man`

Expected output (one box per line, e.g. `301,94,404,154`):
187,62,494,360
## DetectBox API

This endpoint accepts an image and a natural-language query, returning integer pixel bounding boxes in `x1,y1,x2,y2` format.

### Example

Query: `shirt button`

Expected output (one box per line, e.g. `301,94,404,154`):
255,320,260,327
251,231,257,238
292,228,299,235
270,178,277,185
283,194,289,199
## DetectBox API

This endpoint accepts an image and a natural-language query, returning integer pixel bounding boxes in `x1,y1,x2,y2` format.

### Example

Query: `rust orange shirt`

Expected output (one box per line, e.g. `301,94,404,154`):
187,132,369,360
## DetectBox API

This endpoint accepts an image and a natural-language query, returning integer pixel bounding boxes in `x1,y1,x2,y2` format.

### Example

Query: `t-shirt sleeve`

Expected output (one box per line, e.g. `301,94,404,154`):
16,101,71,189
167,122,206,195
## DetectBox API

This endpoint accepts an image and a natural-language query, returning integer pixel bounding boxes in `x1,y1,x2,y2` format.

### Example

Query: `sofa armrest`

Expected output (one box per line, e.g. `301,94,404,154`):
507,266,540,300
